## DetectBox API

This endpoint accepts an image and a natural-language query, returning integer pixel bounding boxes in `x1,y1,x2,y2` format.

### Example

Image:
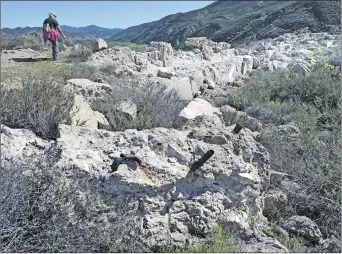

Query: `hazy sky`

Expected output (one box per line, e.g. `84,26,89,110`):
1,1,214,29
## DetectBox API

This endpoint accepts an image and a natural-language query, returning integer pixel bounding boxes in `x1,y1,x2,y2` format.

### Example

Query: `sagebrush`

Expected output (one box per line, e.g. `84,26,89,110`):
0,74,74,139
0,164,146,252
226,62,341,238
93,79,188,131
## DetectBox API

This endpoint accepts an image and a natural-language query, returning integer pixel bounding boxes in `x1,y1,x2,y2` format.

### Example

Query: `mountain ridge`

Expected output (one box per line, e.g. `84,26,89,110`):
2,25,123,40
109,1,341,48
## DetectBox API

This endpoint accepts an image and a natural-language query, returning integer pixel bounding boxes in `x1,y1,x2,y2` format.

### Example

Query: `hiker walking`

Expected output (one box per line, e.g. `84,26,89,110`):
43,12,66,61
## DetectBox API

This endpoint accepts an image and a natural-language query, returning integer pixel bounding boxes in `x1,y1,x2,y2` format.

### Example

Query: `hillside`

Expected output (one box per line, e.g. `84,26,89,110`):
109,1,341,47
2,25,123,40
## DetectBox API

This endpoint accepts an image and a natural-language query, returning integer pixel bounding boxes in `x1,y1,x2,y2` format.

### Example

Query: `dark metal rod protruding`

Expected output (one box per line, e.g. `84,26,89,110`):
190,149,215,171
232,124,243,134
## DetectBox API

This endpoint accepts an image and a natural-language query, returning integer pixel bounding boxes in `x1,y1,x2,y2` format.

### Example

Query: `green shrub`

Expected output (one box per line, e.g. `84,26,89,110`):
187,226,242,253
228,66,340,116
8,61,99,82
65,45,93,63
108,42,148,52
226,62,341,237
157,225,241,253
1,34,43,51
0,74,73,139
226,88,246,111
93,80,188,131
263,228,307,253
98,63,134,78
55,62,99,81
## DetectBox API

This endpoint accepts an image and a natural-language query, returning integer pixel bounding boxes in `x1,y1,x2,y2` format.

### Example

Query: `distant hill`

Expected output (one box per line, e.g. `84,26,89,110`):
2,25,123,40
109,0,341,48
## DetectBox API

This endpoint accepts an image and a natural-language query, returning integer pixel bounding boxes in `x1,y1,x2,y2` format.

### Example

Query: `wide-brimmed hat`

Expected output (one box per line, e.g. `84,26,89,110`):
48,12,57,18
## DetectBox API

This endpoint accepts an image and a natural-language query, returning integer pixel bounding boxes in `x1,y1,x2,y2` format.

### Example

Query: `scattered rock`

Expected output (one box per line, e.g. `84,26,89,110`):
1,112,272,251
283,216,322,243
3,30,341,252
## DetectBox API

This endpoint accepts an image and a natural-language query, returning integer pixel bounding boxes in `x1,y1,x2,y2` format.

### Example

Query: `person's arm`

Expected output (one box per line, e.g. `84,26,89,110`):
42,20,46,32
42,21,47,43
57,26,66,39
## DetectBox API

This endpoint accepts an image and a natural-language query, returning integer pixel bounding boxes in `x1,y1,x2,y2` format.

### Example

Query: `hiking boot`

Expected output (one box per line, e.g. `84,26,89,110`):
52,59,62,65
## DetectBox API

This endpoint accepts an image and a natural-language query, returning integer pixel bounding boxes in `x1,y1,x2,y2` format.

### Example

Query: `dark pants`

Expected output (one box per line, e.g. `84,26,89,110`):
49,39,58,61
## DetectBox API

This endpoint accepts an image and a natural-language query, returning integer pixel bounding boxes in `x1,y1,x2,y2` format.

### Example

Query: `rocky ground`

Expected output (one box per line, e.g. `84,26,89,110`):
1,31,341,252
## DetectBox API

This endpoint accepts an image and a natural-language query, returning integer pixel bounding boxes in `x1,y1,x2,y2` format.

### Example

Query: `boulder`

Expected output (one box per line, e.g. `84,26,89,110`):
193,48,201,54
157,68,177,79
93,38,108,52
178,98,222,124
116,100,137,120
316,236,341,253
68,95,109,129
253,58,261,69
65,79,112,102
202,45,214,60
88,47,136,68
220,105,262,132
134,53,148,66
214,42,231,52
241,56,254,74
235,172,259,185
184,37,230,56
283,216,322,243
0,125,52,167
149,41,174,66
222,210,254,240
185,37,212,49
263,190,287,219
292,63,310,75
329,53,341,67
207,80,216,89
152,76,195,101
